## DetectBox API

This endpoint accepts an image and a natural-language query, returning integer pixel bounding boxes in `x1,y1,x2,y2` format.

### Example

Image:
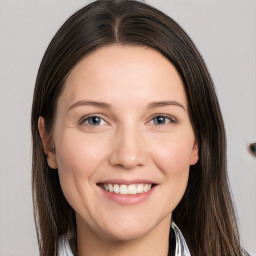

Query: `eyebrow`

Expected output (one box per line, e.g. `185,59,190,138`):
68,100,112,111
68,100,186,111
147,101,186,111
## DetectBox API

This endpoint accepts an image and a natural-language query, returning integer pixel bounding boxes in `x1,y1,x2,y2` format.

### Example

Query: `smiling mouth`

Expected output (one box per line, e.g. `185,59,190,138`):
97,183,156,195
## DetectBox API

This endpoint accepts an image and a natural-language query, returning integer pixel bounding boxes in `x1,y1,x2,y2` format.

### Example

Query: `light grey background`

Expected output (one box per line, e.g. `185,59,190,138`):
0,0,255,255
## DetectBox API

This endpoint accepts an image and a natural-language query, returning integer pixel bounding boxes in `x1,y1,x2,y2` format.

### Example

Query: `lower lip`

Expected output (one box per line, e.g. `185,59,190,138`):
98,186,157,205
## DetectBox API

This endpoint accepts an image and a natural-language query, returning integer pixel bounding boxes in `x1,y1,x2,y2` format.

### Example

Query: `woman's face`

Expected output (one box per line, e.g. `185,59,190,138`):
40,45,198,241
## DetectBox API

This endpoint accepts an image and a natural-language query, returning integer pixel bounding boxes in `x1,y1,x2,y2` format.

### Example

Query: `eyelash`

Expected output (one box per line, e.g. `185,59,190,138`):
79,115,108,126
79,114,178,128
148,114,177,126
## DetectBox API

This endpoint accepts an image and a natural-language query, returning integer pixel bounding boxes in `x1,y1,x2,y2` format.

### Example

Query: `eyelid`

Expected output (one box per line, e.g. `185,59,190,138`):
147,114,178,125
78,113,178,127
79,114,109,126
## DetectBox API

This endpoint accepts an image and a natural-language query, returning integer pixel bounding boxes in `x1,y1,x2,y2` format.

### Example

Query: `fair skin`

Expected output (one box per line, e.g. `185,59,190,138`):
39,45,198,256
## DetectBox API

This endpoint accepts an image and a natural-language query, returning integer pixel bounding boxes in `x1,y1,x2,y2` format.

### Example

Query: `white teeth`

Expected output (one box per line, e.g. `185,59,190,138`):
137,184,144,193
113,184,119,193
128,184,136,194
119,185,128,194
108,184,113,192
144,184,150,192
101,183,153,195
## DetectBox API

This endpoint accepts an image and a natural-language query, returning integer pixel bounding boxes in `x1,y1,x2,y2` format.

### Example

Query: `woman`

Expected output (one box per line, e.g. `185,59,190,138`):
31,0,248,255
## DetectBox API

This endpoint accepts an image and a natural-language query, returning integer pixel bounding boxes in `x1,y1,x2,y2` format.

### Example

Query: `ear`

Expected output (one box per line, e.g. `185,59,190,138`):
38,117,58,169
190,139,199,165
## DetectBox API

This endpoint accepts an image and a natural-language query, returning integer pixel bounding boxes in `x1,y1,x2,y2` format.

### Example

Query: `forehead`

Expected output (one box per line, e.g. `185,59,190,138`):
59,45,187,109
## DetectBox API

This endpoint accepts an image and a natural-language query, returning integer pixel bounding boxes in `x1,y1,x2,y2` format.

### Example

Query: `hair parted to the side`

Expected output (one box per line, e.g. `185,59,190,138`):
31,1,248,255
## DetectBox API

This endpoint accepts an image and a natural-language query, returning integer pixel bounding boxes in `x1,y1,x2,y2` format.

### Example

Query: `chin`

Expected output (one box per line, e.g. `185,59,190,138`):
98,212,168,242
101,224,152,242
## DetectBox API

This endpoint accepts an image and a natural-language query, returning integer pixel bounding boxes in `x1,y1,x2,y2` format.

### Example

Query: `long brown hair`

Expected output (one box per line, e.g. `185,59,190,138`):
31,0,247,255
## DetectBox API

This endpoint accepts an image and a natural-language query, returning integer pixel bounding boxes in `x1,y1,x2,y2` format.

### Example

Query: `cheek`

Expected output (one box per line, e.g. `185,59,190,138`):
149,133,194,208
151,136,194,175
55,129,109,173
54,129,108,206
57,136,96,176
152,138,191,212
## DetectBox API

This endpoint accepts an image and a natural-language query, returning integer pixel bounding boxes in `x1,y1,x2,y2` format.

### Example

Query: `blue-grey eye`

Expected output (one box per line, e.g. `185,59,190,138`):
151,115,173,125
86,116,104,125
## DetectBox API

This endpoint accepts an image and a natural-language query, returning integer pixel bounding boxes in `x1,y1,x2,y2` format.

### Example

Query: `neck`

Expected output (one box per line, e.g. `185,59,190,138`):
76,215,171,256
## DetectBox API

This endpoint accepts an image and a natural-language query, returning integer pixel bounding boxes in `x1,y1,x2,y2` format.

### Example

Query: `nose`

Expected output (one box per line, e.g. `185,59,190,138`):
109,126,148,170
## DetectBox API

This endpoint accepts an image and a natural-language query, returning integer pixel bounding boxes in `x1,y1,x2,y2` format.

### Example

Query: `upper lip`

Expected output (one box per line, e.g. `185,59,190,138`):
97,179,157,185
